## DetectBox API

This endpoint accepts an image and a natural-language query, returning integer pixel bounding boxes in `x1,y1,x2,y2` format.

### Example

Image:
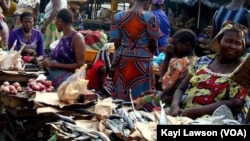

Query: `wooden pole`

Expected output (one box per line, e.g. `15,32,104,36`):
197,0,201,29
111,0,118,11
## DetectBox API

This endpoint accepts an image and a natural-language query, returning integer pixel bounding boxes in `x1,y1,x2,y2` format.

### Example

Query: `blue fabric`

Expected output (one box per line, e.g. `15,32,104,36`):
214,6,250,46
153,52,166,67
152,9,170,56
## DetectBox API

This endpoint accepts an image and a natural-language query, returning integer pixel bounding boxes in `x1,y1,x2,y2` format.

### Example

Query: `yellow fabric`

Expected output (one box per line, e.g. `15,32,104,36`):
43,20,63,50
3,1,17,17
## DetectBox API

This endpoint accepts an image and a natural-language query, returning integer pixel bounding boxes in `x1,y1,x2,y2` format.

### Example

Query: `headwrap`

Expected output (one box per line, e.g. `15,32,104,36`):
209,21,248,53
152,0,164,5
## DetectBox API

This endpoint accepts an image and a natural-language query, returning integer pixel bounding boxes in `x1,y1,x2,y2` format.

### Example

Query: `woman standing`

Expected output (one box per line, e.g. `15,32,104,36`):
151,0,170,56
0,0,10,49
39,8,86,90
41,0,67,53
109,0,161,101
0,0,10,14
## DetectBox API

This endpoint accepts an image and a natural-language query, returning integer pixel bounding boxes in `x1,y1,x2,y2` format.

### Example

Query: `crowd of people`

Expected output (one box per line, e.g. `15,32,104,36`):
0,0,250,124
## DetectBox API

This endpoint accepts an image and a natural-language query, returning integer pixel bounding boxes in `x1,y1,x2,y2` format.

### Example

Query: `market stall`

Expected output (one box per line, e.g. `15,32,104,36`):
0,39,244,140
0,80,243,140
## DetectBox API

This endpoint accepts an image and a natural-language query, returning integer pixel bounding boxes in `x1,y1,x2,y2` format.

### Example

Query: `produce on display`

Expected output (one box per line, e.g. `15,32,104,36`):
26,78,54,92
0,81,22,94
0,40,25,71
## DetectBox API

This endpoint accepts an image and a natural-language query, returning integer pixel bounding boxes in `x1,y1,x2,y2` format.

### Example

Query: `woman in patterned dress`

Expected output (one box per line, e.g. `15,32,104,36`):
133,29,197,112
41,0,67,53
109,0,161,101
170,21,249,122
39,8,86,90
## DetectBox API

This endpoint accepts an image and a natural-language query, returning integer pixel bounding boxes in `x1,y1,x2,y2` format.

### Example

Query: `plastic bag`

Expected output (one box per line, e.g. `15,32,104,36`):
57,64,89,104
67,64,87,82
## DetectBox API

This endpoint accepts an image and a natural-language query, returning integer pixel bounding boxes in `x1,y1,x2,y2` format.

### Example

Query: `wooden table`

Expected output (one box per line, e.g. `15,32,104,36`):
0,93,55,141
0,70,45,85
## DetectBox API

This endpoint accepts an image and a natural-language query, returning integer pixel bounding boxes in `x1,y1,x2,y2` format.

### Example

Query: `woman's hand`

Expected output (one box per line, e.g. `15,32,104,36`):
180,108,200,119
169,104,182,117
133,98,143,110
39,58,55,68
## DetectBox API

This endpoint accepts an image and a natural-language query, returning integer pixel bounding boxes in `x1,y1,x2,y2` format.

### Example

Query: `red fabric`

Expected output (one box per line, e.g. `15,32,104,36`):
79,30,101,45
85,59,106,89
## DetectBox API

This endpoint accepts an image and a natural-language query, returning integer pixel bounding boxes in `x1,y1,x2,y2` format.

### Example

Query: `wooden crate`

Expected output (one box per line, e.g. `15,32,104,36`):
0,92,34,109
0,71,36,83
0,70,45,85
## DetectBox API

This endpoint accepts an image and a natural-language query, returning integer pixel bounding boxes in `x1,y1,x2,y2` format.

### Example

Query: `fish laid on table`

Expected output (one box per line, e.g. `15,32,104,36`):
104,119,124,134
116,107,135,130
54,113,76,124
139,110,156,122
46,120,108,140
129,89,146,123
159,101,168,125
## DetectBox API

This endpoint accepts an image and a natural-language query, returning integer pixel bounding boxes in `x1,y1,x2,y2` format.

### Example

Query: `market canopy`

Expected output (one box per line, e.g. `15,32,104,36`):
170,0,231,8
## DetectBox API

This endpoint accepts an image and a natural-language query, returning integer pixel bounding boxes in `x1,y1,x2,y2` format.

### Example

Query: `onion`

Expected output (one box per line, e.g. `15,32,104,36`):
13,82,21,88
1,86,10,93
3,81,9,86
16,86,22,92
31,84,40,91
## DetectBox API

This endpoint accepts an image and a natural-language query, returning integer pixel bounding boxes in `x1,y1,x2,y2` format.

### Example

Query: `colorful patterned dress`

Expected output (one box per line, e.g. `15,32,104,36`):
182,54,248,121
138,56,197,112
43,0,67,51
109,10,161,101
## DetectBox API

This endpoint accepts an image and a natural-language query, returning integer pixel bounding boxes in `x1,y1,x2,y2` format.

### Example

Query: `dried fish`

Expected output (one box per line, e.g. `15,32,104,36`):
93,138,103,141
116,108,135,130
123,129,131,138
70,131,81,138
109,114,122,120
159,101,167,125
54,113,76,124
139,110,156,122
128,109,137,122
73,135,90,141
104,119,121,133
74,126,99,139
129,89,146,123
89,130,111,141
112,99,124,105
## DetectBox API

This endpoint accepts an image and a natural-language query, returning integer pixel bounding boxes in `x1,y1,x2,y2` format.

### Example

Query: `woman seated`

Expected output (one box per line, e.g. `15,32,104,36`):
8,11,44,60
39,8,86,90
134,29,197,111
85,43,114,98
170,21,249,122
